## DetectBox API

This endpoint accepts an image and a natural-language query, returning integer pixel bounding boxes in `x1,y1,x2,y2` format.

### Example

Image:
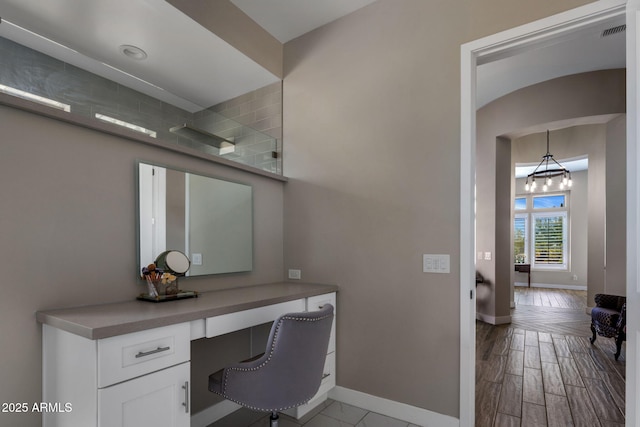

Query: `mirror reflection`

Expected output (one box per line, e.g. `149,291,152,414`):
138,162,253,277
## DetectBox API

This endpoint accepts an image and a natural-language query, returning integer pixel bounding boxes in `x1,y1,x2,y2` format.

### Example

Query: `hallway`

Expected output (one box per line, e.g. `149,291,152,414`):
475,288,626,426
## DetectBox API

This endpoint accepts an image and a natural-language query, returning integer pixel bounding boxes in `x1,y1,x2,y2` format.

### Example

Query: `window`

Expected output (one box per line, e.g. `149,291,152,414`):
533,194,565,209
532,211,567,268
514,214,528,263
513,193,569,269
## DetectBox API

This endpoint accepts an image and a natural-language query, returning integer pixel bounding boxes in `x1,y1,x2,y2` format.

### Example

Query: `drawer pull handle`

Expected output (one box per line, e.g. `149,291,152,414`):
322,373,331,379
182,381,189,413
135,346,170,358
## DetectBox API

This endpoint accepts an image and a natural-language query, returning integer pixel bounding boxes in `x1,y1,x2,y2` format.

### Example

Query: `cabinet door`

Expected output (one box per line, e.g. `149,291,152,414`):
98,362,190,427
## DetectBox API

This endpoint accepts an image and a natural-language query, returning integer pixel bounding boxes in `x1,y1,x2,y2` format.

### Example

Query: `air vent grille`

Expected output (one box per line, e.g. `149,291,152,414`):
602,24,626,37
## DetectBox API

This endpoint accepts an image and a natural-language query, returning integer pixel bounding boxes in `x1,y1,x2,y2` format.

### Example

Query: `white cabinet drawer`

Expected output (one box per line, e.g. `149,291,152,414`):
306,292,336,311
206,299,305,338
97,323,190,388
319,352,336,393
307,293,336,354
283,352,336,420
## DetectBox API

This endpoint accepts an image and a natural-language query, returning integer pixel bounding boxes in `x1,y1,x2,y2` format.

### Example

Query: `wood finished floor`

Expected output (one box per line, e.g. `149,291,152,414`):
476,288,626,427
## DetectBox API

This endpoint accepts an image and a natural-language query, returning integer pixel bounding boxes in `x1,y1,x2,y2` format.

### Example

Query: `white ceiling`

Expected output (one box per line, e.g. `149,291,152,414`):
0,0,377,112
0,0,627,116
230,0,378,43
515,158,588,179
476,14,626,108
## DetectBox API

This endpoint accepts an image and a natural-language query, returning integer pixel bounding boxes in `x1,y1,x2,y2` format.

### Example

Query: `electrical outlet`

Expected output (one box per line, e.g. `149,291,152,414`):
484,252,492,261
288,269,301,280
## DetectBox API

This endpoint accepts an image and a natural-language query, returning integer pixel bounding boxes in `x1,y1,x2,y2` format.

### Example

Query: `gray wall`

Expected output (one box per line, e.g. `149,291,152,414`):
0,104,284,426
477,70,625,323
282,0,597,418
605,115,627,296
166,168,186,251
188,174,253,275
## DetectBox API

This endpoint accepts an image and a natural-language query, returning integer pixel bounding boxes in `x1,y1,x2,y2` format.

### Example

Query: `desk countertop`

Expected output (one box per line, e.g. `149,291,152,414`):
36,282,338,340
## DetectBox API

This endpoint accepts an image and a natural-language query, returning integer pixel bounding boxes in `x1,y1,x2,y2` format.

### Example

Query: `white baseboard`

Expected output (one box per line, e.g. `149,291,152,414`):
476,312,511,325
328,386,459,427
190,400,241,427
514,282,587,291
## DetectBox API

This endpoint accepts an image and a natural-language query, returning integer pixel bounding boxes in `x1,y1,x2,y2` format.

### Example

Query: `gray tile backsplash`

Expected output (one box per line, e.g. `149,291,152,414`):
0,36,281,174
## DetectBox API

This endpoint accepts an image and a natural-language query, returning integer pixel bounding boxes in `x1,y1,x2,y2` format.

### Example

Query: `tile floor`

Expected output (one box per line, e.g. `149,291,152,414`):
476,325,625,426
207,400,421,427
476,287,626,426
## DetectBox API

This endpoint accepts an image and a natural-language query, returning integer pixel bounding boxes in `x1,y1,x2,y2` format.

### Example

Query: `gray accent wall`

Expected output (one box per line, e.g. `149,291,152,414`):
282,0,598,419
476,70,626,323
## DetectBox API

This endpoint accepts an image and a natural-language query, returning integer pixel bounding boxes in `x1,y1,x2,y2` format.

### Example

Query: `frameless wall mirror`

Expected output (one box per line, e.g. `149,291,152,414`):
0,2,283,175
137,161,253,277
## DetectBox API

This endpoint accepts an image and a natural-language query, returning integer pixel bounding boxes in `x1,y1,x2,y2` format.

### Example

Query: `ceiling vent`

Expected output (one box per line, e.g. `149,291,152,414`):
602,24,626,37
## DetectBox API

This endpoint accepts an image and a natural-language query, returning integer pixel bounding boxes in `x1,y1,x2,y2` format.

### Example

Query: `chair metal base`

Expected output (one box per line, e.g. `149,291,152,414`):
270,412,279,427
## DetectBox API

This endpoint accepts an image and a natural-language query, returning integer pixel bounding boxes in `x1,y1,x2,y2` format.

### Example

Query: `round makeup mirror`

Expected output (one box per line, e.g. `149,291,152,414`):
155,250,191,275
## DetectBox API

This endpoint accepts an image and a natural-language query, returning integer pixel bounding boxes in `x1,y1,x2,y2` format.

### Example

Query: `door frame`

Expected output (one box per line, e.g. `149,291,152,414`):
459,1,637,425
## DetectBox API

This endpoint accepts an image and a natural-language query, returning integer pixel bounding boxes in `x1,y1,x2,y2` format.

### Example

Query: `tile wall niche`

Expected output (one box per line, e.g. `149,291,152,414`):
0,36,281,174
195,81,282,174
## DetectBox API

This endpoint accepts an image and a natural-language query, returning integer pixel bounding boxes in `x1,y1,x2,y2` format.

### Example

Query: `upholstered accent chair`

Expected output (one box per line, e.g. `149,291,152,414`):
209,304,334,427
590,293,626,360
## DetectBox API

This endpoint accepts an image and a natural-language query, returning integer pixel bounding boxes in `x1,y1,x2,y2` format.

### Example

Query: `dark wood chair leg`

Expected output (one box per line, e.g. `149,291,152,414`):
590,322,597,344
614,331,625,361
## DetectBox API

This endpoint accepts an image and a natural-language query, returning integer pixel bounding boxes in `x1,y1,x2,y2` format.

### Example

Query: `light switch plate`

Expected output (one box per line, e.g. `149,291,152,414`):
423,254,450,273
192,253,203,265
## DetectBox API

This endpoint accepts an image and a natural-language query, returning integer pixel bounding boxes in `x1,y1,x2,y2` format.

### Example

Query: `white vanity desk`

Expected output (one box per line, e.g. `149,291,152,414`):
37,282,338,427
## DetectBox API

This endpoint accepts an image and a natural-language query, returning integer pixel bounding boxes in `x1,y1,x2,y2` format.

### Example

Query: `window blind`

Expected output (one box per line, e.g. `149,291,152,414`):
533,214,565,265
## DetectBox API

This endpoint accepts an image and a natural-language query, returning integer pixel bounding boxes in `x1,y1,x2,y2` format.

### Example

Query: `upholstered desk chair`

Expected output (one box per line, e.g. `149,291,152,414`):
209,304,334,427
590,293,626,360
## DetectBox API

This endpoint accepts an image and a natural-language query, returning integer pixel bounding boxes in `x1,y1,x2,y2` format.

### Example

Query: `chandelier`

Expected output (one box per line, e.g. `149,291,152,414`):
524,130,572,192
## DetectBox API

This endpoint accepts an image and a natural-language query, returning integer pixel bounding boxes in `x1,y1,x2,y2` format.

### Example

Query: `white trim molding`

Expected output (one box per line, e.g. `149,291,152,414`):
475,313,512,325
329,386,459,427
